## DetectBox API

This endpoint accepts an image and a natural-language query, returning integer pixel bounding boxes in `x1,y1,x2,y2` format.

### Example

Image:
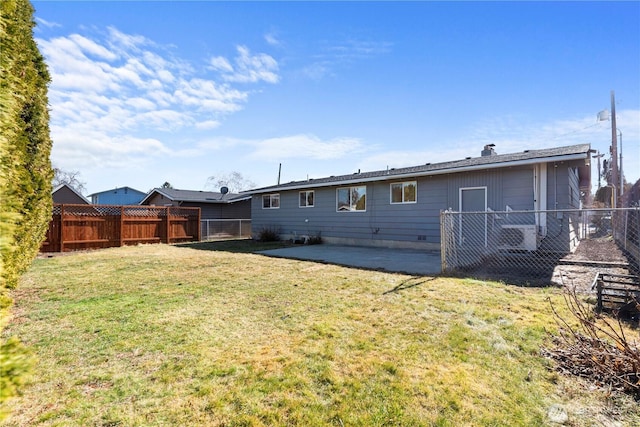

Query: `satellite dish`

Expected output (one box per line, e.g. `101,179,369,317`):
220,186,229,195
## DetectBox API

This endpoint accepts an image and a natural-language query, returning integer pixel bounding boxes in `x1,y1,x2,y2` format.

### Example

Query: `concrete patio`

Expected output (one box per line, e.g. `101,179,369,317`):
259,244,442,276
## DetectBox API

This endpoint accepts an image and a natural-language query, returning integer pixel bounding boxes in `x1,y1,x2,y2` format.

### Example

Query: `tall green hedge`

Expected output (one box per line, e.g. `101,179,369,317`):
1,0,52,417
0,0,52,299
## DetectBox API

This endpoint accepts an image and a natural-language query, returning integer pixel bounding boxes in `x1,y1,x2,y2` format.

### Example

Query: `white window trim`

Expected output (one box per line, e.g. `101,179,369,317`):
336,186,367,212
262,193,280,209
458,186,487,212
299,190,315,208
390,181,417,204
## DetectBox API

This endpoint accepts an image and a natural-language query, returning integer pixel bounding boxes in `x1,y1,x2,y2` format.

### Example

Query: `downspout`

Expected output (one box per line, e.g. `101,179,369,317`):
534,164,548,237
540,163,547,237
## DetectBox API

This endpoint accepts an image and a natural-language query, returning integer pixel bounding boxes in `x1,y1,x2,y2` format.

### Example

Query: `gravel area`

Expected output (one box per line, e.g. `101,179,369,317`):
552,237,634,293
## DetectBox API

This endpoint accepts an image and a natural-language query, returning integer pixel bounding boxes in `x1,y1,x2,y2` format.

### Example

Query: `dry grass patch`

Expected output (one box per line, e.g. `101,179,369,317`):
1,243,639,426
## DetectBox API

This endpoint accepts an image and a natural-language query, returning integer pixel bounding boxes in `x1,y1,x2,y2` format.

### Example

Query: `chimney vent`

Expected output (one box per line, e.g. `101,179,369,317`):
481,144,497,156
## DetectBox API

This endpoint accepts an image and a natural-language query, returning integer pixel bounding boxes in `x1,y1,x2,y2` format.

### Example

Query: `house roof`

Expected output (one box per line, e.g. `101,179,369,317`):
88,186,146,197
52,183,89,203
140,188,251,205
245,143,592,194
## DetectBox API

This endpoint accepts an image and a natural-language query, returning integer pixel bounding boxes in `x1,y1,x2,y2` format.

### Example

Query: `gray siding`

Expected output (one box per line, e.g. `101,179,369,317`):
537,161,585,253
53,186,88,204
182,200,250,219
146,193,174,206
253,178,448,247
545,162,582,211
145,193,250,219
252,161,578,248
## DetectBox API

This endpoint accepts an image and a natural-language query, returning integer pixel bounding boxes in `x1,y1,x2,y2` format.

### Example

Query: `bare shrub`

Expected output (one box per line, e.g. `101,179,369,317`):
542,288,640,397
257,226,281,242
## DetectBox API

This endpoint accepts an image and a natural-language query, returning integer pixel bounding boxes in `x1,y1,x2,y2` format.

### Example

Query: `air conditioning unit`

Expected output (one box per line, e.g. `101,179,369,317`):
498,224,538,251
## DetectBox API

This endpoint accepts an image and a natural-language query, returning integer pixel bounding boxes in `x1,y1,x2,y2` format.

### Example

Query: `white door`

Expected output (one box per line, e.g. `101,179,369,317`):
459,187,487,247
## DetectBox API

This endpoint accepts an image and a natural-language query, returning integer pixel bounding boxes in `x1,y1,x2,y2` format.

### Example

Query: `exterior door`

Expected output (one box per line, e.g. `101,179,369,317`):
459,187,487,247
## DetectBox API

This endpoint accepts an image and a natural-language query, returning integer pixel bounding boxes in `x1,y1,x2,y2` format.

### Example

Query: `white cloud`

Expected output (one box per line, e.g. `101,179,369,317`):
35,17,61,29
299,38,392,81
325,39,393,59
107,26,148,52
39,26,281,175
209,56,234,73
300,63,331,80
250,134,365,161
211,45,280,84
68,34,118,60
126,97,156,111
195,120,221,130
232,45,279,83
264,31,281,46
358,109,640,185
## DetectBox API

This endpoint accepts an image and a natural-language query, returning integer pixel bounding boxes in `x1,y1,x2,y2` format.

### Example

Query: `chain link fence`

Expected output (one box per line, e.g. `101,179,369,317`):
201,219,252,241
440,208,640,286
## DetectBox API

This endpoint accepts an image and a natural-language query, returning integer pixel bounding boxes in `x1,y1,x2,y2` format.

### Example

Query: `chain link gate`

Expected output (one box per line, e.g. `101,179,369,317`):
440,208,640,285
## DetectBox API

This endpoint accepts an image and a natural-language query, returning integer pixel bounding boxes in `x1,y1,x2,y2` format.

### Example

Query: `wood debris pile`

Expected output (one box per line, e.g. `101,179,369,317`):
542,289,640,396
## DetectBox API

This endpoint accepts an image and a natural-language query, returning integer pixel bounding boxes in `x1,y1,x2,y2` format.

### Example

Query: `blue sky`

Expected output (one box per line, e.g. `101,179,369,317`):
33,1,640,196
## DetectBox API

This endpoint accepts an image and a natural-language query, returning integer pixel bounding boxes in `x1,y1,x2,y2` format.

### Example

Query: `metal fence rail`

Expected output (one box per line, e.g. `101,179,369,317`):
201,219,252,241
440,208,639,285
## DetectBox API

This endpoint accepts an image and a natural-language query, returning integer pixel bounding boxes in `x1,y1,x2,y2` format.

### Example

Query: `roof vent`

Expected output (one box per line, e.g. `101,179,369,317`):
481,144,497,156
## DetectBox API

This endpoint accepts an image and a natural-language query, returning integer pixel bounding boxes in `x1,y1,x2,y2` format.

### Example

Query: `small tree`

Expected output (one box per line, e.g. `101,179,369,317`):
52,167,86,195
206,171,255,193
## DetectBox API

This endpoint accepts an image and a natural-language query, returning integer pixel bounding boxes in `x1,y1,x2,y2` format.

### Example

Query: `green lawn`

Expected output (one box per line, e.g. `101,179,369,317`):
2,242,638,426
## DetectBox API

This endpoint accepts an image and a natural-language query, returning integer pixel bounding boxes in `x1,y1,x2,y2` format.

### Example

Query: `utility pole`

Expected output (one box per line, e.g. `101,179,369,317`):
592,151,604,189
618,128,623,197
609,90,618,207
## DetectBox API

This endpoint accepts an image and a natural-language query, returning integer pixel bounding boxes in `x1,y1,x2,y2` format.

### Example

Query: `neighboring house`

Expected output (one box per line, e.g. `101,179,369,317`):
52,183,89,204
89,186,147,205
246,143,592,250
140,188,251,219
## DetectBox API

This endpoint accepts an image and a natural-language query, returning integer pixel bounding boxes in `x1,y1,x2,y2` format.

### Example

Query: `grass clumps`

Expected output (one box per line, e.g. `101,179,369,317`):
2,244,639,425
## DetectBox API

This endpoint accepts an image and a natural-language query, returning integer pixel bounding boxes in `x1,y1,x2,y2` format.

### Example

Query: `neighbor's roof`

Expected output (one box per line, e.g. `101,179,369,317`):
52,183,90,203
88,186,146,197
140,188,251,205
245,143,591,194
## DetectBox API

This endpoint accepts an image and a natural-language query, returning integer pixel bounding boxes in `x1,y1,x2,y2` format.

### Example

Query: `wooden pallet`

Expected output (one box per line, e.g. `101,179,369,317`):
592,272,640,316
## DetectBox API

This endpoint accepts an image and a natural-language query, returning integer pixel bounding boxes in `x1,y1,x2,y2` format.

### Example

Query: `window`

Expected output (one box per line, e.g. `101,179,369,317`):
390,181,417,204
262,193,280,209
336,186,366,212
299,190,314,208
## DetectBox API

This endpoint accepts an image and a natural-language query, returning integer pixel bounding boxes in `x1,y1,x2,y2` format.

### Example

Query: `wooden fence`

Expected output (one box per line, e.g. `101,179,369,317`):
41,204,201,252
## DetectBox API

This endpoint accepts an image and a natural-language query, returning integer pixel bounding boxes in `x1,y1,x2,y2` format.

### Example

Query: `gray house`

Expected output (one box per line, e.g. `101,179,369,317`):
140,188,251,220
52,183,89,205
246,144,592,250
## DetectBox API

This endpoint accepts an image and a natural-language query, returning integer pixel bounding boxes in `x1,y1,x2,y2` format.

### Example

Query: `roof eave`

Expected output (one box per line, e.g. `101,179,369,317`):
140,189,174,205
244,152,589,194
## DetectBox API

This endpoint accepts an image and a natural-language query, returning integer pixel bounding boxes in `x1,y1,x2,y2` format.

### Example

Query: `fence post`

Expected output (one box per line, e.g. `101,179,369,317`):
119,206,124,247
440,211,447,273
623,209,628,250
165,206,170,244
195,208,201,242
596,278,604,313
60,204,65,252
